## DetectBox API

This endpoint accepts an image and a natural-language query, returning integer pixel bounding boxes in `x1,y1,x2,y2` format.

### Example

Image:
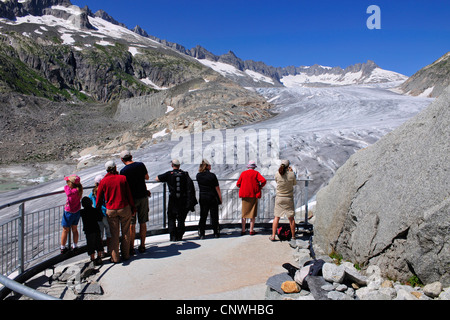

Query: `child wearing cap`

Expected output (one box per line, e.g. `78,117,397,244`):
61,174,83,254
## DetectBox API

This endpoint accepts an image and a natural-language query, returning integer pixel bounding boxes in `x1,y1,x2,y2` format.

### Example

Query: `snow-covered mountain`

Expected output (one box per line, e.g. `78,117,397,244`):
0,0,408,92
279,61,407,87
189,47,408,88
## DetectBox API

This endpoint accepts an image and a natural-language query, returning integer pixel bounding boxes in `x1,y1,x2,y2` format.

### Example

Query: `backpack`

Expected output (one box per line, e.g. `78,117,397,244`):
305,259,325,277
276,225,292,241
169,170,198,211
169,170,188,199
294,259,325,288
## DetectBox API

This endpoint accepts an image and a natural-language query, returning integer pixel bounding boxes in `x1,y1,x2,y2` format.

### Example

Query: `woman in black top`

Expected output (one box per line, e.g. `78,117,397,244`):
196,159,222,239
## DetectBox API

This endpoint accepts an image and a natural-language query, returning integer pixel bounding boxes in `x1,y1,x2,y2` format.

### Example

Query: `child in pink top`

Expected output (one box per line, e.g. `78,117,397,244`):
61,174,83,254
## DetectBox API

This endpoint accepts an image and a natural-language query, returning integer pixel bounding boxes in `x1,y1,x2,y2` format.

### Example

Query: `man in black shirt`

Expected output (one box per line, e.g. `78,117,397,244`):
120,150,150,254
156,159,197,241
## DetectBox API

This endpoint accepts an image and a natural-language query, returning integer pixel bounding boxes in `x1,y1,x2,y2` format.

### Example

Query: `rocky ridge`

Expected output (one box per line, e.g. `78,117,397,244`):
147,42,407,88
399,51,450,98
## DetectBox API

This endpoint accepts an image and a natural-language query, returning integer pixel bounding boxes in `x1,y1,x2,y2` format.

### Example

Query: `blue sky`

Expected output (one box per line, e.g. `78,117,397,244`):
71,0,450,76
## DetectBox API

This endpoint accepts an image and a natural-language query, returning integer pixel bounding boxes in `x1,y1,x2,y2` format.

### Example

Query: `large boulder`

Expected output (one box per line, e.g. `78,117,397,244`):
313,85,450,285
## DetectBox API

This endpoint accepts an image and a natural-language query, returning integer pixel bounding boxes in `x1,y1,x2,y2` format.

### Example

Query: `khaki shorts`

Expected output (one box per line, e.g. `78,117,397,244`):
131,196,149,224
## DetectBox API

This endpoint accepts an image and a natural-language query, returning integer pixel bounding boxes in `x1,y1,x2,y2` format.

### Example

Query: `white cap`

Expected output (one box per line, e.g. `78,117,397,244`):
94,175,103,184
281,159,290,167
105,160,116,171
120,150,131,159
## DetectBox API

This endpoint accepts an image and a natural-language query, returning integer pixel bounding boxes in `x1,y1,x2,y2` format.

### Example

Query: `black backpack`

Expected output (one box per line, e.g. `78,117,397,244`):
276,225,292,241
304,259,325,277
169,170,198,211
169,170,188,199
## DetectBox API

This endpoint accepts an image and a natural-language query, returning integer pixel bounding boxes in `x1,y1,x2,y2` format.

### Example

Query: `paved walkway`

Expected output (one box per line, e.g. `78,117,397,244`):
83,228,295,300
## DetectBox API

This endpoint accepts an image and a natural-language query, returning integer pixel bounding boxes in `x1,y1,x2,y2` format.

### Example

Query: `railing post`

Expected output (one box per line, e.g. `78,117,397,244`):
304,178,309,224
163,183,167,228
18,203,25,275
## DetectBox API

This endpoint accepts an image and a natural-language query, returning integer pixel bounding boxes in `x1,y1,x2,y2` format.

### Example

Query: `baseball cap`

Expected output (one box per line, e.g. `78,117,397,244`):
120,150,131,159
281,159,290,167
105,160,116,171
64,174,80,185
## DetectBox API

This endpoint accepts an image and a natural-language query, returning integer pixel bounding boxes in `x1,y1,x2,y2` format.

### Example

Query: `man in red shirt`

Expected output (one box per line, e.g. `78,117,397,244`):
96,160,135,263
236,160,266,235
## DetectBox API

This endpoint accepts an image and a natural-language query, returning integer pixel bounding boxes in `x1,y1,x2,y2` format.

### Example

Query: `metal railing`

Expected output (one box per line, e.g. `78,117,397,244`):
0,178,312,298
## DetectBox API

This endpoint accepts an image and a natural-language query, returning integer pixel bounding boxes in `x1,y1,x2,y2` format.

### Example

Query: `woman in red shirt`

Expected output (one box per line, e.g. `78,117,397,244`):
236,160,266,235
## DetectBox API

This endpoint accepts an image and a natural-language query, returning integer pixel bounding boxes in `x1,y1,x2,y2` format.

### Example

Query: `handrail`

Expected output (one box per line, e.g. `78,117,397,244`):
0,177,312,211
0,190,66,211
0,273,59,300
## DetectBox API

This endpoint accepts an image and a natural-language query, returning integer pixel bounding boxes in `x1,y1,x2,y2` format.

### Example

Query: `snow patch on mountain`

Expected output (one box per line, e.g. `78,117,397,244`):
281,67,407,87
197,59,275,85
1,4,164,49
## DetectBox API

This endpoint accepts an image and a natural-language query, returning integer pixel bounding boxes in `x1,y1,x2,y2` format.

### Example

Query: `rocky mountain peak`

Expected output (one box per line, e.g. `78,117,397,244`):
0,0,72,19
94,9,126,28
132,25,149,37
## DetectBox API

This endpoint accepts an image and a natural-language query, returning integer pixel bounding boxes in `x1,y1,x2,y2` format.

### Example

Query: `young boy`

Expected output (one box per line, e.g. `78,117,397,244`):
80,197,104,265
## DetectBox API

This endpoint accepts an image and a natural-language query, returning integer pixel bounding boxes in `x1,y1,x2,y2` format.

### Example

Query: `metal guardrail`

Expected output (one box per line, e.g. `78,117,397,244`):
0,178,312,300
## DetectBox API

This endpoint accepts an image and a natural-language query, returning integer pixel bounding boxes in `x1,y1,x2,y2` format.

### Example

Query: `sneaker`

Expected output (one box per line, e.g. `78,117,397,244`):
60,247,69,254
138,246,145,253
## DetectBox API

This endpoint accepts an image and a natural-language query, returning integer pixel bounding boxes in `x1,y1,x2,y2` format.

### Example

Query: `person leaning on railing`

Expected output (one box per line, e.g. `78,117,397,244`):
236,160,266,235
196,159,222,239
270,159,297,241
96,161,136,264
61,174,83,254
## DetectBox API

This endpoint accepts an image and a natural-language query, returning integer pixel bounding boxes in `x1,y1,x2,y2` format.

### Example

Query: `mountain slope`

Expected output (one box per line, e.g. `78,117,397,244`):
399,52,450,98
0,0,272,165
0,1,208,102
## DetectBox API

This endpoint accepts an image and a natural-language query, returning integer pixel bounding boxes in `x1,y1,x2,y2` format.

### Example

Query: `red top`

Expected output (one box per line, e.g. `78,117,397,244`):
96,172,135,211
236,169,266,198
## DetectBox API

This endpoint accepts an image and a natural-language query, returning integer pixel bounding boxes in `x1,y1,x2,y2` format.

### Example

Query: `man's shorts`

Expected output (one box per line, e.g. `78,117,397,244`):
61,210,81,228
131,196,149,225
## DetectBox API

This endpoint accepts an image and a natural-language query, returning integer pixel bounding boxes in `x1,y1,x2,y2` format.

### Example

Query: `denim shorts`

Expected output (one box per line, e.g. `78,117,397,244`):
61,210,81,228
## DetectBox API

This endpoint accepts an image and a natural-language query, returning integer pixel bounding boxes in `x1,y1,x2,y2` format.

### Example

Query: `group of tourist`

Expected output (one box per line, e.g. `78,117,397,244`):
61,152,299,264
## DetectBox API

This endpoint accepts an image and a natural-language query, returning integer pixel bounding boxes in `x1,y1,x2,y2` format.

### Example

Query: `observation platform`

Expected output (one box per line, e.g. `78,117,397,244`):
21,227,296,300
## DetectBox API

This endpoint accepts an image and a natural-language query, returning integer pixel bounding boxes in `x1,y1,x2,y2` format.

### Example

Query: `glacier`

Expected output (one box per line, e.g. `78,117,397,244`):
0,82,433,220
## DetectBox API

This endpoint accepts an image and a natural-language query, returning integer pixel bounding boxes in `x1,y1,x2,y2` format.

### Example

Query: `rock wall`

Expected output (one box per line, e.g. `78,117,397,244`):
313,85,450,285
